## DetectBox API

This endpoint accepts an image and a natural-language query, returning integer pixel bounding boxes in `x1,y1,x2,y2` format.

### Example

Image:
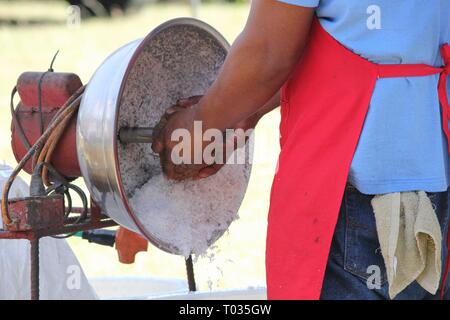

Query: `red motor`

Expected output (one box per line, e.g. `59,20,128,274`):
11,71,83,178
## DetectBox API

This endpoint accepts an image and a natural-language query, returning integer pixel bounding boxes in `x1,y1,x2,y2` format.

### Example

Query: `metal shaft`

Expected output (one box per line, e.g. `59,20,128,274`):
30,237,40,300
186,255,197,292
119,127,153,144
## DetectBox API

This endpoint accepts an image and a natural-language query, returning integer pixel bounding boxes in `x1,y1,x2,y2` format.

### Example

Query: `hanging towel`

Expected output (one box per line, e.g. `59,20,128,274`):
371,191,442,299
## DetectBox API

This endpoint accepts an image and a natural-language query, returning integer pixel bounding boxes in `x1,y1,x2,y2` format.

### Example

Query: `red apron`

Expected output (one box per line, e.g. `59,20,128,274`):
266,18,450,300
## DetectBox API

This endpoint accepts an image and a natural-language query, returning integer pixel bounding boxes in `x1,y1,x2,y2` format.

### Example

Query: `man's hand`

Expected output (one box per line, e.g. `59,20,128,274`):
151,95,203,156
152,96,261,180
152,96,204,181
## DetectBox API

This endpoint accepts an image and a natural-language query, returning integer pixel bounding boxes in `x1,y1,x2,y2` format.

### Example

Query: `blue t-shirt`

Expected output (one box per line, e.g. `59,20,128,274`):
278,0,450,194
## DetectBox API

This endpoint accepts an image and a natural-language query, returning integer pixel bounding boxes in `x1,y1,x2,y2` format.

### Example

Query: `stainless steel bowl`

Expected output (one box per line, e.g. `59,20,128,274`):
77,18,252,255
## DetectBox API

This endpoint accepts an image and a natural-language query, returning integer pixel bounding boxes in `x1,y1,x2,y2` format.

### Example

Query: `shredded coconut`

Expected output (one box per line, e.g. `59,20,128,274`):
130,157,249,257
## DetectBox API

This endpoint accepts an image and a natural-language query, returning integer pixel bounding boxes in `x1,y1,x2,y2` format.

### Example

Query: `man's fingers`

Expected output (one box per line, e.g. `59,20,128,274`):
176,99,191,107
151,128,164,153
152,106,183,153
177,95,203,108
151,119,167,153
151,140,164,153
160,151,176,179
195,163,224,179
165,106,183,116
155,95,214,181
163,163,197,181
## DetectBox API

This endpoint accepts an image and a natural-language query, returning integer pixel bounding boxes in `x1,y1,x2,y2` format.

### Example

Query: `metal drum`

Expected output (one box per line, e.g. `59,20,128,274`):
77,18,252,255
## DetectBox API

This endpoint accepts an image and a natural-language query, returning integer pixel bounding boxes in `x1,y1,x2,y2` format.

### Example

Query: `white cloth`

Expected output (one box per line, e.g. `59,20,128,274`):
0,163,97,300
371,191,442,299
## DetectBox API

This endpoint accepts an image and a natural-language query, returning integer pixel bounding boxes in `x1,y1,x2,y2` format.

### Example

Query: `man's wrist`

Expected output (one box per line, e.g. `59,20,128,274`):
194,98,226,131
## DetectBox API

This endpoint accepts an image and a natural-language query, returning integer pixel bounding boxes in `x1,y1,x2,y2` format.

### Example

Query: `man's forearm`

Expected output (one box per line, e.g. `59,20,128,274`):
195,0,314,131
256,91,281,119
197,34,295,131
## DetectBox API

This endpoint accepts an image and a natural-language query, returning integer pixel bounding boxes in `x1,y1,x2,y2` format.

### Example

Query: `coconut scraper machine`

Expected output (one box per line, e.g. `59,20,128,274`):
0,18,252,300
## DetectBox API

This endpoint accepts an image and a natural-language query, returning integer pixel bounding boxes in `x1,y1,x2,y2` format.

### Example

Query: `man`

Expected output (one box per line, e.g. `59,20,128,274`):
152,0,450,299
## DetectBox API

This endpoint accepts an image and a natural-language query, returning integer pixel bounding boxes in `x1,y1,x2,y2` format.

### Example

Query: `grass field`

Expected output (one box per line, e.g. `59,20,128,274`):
0,1,282,294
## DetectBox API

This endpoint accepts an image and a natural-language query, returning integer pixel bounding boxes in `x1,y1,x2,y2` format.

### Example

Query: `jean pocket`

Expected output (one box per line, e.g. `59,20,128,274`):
426,191,450,236
343,187,388,286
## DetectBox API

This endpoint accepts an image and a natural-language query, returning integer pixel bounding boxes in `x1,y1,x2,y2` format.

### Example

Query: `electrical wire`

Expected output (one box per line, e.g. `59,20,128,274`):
31,87,83,170
37,51,60,135
37,105,77,186
46,182,89,240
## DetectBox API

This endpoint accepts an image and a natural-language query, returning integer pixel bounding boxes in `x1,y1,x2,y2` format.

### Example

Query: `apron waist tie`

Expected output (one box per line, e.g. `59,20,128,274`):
374,44,450,299
375,44,450,155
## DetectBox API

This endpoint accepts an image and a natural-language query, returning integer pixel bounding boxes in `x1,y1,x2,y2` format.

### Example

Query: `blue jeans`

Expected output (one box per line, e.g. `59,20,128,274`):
320,184,450,300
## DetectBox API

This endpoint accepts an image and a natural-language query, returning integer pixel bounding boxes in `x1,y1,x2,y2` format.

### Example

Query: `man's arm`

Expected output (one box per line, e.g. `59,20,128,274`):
152,0,315,179
254,91,281,122
196,0,315,131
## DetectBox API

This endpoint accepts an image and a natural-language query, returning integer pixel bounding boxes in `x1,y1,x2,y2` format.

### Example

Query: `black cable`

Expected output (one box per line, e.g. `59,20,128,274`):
37,73,47,136
45,184,73,218
10,86,31,150
49,183,88,239
48,50,59,72
81,229,116,247
67,183,88,221
31,162,88,239
51,233,76,240
63,189,73,218
37,50,60,135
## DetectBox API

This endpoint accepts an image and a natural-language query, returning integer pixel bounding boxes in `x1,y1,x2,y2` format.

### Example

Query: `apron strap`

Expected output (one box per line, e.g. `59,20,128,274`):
437,44,450,156
377,64,443,79
376,44,450,156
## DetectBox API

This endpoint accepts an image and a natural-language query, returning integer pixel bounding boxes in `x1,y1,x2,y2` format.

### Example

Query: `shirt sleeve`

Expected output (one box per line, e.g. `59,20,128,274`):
277,0,319,8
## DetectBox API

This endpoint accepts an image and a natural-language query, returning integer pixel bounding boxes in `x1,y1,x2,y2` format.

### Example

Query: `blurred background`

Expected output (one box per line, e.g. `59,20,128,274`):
0,0,281,297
